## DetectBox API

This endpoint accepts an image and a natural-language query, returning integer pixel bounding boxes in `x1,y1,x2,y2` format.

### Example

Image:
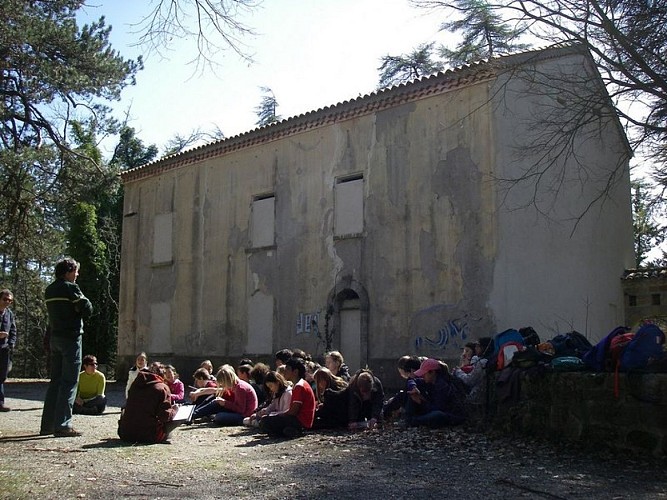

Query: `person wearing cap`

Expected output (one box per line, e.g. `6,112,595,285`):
405,358,466,428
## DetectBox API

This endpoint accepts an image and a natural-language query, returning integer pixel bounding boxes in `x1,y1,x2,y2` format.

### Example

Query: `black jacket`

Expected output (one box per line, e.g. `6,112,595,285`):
45,278,93,338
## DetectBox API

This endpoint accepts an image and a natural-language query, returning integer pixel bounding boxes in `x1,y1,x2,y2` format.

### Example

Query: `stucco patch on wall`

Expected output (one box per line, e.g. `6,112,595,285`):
149,302,172,354
247,291,274,354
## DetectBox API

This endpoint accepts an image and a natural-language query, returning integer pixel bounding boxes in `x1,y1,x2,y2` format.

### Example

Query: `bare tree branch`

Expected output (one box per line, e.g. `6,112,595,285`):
130,0,261,70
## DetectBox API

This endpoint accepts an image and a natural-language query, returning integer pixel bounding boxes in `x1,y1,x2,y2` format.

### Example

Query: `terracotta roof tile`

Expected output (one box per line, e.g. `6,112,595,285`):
120,43,583,184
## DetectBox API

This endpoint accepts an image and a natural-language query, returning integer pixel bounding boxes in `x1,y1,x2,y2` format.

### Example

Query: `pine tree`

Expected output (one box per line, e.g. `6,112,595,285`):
255,87,282,127
377,43,444,89
438,0,530,66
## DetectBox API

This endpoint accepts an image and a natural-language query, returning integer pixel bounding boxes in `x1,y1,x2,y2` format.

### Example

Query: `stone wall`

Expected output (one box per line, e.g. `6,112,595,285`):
492,370,667,457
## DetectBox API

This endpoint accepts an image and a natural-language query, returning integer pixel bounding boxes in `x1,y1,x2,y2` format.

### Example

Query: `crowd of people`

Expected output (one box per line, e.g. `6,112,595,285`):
113,341,494,443
1,257,491,444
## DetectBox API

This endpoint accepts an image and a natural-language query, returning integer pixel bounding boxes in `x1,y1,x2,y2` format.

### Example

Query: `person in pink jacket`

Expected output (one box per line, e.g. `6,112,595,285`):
191,364,258,426
164,364,185,403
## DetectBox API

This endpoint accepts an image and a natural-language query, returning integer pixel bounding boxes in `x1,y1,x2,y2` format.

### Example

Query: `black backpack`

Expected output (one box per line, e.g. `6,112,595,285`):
519,326,541,347
548,331,593,358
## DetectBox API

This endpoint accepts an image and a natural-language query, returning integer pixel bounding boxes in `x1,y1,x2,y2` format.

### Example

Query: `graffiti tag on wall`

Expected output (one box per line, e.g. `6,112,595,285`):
415,318,469,352
296,312,320,337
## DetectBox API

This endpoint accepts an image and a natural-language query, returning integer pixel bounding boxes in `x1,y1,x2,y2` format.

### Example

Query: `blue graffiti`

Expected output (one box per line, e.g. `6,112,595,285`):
415,319,469,351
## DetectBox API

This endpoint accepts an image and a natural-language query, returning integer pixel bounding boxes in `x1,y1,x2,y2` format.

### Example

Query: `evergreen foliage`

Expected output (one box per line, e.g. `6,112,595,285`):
438,0,529,66
377,43,444,89
0,0,142,377
255,87,282,127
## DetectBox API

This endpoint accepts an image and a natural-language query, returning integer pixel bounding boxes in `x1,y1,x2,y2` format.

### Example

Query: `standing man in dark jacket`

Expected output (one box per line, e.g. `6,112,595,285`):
0,289,17,412
40,258,93,437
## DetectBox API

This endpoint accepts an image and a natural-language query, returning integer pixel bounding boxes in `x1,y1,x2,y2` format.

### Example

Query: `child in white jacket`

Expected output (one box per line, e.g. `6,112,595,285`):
125,352,147,399
243,371,292,427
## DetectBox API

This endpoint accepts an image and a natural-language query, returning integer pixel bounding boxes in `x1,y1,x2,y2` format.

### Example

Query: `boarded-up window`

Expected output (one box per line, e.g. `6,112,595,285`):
251,195,275,248
335,176,363,236
153,212,173,264
149,302,172,353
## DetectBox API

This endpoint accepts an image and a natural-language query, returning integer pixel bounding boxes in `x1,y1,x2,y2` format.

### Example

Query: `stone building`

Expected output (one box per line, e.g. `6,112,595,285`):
622,268,667,329
118,45,634,383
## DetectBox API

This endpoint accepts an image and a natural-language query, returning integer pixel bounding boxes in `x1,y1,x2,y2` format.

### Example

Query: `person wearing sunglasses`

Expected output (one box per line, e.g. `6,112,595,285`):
0,289,16,412
73,354,107,415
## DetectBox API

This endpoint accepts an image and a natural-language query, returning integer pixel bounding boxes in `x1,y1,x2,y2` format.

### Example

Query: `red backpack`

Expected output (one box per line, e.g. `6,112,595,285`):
609,333,635,397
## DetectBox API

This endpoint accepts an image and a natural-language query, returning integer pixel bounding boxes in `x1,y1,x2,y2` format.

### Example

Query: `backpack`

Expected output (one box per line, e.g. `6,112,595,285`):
488,329,525,371
550,356,586,371
620,323,665,371
497,341,524,370
519,326,541,347
610,332,635,398
610,333,635,370
511,346,546,369
582,326,630,372
548,331,593,358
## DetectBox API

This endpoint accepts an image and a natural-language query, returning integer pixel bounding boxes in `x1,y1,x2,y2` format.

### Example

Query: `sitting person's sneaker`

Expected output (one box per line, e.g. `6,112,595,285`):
54,427,82,438
0,404,11,412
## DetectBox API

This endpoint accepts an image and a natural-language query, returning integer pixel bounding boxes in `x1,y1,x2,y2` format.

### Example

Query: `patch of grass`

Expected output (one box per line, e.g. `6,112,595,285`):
1,469,33,498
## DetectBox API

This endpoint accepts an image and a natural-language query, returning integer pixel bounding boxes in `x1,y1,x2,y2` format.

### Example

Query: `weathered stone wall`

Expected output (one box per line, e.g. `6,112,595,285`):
493,371,667,457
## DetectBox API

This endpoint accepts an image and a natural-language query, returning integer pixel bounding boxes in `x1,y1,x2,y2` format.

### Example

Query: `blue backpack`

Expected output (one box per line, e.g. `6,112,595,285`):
492,328,524,353
620,323,665,371
489,328,525,370
582,326,630,372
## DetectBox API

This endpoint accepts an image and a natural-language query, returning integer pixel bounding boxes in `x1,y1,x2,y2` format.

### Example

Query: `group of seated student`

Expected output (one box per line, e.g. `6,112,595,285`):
117,345,490,443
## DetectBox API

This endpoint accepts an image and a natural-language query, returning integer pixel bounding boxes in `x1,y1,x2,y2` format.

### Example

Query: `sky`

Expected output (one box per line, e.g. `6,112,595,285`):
78,0,454,154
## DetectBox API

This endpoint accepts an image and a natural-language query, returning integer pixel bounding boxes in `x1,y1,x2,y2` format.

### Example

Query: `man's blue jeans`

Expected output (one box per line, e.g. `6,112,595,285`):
0,347,10,405
40,335,82,433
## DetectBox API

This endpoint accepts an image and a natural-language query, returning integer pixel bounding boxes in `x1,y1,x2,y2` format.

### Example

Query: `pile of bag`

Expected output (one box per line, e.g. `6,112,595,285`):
487,323,666,392
582,323,666,396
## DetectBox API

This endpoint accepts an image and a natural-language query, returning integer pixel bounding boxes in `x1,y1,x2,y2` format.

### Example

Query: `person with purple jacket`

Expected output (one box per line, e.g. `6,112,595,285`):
405,358,466,428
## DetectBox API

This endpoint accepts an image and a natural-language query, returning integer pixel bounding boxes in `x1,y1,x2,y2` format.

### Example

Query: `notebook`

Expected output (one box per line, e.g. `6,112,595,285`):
172,404,195,423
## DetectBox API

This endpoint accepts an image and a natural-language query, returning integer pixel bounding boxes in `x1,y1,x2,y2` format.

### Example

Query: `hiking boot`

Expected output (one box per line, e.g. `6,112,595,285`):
54,427,82,438
0,404,11,412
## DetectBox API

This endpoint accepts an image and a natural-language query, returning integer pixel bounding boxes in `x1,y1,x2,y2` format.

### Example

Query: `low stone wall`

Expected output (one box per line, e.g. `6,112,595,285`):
492,370,667,457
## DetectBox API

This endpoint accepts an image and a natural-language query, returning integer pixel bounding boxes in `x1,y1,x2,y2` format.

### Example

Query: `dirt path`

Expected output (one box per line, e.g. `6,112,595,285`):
1,380,666,499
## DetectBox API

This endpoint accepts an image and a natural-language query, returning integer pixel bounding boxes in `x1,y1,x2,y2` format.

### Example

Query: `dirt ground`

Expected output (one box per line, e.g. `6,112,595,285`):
1,379,666,500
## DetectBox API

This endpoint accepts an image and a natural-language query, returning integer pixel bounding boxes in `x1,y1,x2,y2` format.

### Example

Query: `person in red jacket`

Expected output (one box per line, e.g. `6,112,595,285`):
259,357,316,438
118,361,178,443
